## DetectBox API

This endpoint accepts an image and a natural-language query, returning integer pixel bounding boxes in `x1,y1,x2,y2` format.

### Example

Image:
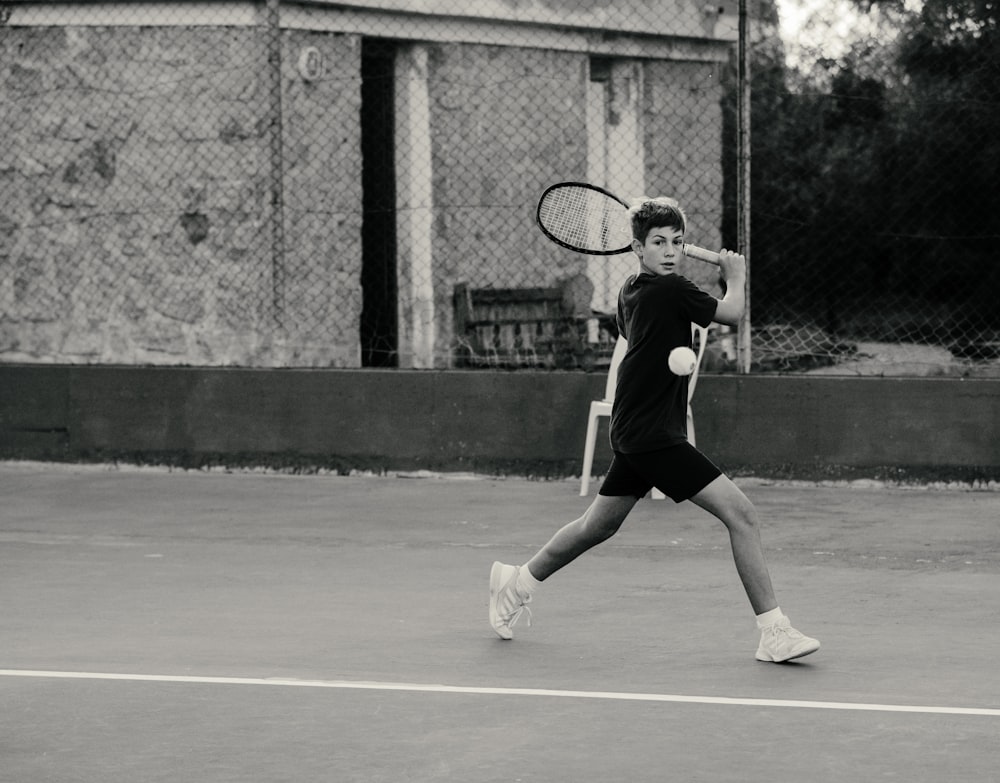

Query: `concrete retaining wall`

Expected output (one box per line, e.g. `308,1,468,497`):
2,365,997,482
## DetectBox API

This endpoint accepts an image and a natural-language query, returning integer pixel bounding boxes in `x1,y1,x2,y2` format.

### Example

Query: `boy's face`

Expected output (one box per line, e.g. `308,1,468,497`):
631,225,685,277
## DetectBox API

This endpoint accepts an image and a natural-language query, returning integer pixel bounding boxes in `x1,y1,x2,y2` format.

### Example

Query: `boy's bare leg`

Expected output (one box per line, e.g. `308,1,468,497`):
490,495,637,639
688,474,778,615
689,474,820,662
525,494,638,580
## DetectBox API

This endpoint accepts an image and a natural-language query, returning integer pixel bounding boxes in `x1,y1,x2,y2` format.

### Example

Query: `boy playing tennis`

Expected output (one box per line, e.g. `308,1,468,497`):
489,197,819,663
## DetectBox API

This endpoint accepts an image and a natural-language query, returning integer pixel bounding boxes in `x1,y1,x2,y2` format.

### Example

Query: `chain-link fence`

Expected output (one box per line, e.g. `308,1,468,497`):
1,0,997,376
747,0,1000,377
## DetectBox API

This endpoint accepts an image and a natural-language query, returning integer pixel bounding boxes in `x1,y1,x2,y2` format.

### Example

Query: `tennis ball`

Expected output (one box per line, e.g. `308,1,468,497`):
668,346,697,376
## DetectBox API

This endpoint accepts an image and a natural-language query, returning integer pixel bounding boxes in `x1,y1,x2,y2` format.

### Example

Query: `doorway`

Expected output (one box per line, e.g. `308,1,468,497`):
360,38,399,367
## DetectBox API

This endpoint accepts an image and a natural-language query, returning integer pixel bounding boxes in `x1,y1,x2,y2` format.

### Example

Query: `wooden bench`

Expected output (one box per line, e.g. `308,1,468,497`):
452,280,616,370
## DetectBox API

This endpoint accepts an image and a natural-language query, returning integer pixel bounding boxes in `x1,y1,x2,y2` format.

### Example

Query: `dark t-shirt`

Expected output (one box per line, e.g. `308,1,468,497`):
611,273,718,453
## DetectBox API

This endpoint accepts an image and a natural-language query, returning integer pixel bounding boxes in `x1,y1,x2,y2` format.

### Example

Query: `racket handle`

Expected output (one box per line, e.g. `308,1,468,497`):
684,244,720,265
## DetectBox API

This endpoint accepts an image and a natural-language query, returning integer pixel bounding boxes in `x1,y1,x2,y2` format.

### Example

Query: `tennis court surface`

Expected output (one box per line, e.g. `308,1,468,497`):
3,462,998,782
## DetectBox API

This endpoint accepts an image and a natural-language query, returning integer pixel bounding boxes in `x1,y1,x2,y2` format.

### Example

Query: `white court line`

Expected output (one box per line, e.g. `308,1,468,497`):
1,669,998,717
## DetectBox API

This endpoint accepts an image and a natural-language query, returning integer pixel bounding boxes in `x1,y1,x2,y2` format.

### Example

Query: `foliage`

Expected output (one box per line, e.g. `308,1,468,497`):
746,0,1000,340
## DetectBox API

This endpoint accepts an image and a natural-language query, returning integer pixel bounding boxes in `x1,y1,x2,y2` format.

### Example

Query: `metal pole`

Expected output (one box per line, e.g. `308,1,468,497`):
737,0,752,373
265,0,286,329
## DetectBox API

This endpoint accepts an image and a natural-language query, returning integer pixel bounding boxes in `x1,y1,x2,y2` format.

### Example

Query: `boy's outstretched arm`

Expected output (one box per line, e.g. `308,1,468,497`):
712,249,746,327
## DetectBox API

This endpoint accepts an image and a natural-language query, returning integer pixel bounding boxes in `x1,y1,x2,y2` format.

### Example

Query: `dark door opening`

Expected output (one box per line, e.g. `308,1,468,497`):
360,39,398,367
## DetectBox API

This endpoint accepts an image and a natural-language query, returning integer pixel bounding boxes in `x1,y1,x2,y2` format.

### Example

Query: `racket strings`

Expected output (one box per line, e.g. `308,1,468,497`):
538,187,631,253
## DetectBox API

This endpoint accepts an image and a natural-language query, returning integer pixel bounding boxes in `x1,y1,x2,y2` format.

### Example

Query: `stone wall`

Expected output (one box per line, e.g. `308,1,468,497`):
0,18,727,369
0,24,364,367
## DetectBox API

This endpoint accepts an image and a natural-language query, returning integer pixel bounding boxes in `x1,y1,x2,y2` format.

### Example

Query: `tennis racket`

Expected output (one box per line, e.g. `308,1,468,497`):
535,182,720,265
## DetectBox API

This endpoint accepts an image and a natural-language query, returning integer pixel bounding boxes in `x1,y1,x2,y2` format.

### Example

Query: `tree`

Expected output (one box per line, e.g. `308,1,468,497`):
742,0,1000,339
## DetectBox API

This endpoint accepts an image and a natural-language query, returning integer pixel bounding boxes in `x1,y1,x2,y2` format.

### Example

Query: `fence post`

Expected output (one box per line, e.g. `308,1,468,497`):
264,0,286,329
736,0,752,373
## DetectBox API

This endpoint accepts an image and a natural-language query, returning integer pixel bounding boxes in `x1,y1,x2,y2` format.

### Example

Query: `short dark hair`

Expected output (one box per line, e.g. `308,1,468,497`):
629,197,687,243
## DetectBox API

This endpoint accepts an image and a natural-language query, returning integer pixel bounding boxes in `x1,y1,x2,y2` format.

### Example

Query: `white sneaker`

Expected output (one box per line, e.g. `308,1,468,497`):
755,618,820,662
489,561,532,640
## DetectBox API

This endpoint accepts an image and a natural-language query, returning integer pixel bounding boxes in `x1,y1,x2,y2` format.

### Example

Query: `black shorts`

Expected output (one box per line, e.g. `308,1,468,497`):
598,442,723,503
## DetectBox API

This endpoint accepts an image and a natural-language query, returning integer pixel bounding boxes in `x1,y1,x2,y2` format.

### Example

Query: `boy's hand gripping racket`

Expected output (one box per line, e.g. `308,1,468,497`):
535,181,720,264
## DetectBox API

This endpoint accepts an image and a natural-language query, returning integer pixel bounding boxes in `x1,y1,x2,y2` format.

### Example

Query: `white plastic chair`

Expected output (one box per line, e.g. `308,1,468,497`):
580,323,710,498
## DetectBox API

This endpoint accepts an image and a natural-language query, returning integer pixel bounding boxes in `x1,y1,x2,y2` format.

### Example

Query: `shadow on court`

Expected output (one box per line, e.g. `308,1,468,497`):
2,463,998,782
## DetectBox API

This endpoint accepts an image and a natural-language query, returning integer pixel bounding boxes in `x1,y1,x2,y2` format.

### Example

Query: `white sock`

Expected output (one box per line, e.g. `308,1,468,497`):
755,607,786,629
517,564,543,595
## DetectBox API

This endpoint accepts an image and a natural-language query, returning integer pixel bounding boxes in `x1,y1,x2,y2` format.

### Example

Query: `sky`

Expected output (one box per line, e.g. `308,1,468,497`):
774,0,923,68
